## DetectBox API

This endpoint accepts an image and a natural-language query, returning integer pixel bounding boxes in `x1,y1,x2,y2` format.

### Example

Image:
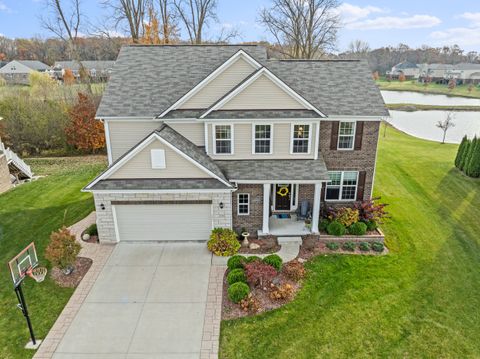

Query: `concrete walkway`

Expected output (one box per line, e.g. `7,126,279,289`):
51,242,212,359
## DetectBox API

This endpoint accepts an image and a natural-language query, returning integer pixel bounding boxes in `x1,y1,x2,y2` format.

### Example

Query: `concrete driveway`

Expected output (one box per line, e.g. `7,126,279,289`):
53,242,212,359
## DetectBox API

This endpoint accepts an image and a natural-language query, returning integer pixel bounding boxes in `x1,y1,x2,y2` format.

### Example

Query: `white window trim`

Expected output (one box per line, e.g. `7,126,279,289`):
337,121,356,151
212,124,234,155
251,123,274,155
289,123,312,155
325,171,359,202
150,149,166,169
237,193,250,215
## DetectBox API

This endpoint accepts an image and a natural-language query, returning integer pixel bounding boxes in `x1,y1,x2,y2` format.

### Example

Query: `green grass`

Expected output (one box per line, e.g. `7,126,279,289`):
220,125,480,358
0,156,106,359
377,78,480,99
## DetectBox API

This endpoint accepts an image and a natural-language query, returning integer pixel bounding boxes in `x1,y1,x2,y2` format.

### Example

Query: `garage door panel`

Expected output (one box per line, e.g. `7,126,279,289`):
115,204,212,241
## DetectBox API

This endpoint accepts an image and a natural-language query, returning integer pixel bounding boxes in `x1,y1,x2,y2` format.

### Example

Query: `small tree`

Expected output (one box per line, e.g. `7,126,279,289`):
468,83,474,93
65,93,105,152
436,112,456,144
448,78,457,91
465,137,478,176
372,71,379,81
398,73,406,82
455,136,468,169
459,139,471,171
63,68,75,85
45,227,81,274
466,138,480,178
29,71,58,101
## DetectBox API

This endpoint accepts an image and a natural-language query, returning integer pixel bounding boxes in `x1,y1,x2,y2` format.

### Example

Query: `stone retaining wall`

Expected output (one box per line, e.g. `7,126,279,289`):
312,228,385,243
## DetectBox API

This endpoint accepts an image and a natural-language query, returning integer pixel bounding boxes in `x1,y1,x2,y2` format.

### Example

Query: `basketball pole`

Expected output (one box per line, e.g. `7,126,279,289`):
14,282,36,346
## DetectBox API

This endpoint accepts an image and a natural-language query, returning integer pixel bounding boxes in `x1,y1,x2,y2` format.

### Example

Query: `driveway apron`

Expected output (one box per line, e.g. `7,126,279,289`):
52,242,212,359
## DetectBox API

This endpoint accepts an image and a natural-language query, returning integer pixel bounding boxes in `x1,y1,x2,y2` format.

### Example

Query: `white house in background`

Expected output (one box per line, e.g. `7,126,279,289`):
387,61,420,79
0,60,49,84
445,63,480,84
52,61,115,82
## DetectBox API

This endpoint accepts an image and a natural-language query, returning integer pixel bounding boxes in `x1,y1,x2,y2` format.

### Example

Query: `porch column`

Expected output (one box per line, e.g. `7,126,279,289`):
311,183,321,233
262,183,270,234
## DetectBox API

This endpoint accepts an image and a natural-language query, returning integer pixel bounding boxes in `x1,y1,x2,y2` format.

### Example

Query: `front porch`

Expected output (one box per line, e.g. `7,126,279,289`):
258,213,312,236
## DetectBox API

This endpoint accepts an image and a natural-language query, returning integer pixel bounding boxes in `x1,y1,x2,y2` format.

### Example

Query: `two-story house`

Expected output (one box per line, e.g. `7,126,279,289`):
84,45,389,243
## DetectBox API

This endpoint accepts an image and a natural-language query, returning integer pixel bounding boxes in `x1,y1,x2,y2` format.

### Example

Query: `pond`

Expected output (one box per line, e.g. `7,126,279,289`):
388,110,480,144
381,90,480,106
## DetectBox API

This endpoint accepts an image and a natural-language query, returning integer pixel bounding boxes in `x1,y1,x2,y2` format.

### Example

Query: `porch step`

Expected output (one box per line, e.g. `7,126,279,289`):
277,236,302,245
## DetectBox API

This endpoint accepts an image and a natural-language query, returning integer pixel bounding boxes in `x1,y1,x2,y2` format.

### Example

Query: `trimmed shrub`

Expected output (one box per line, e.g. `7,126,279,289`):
464,137,478,176
372,242,385,252
359,242,371,251
207,228,240,256
262,254,283,271
455,135,468,168
245,255,261,263
227,255,247,270
244,261,277,287
365,220,378,232
466,137,480,178
228,282,250,303
282,260,306,281
85,223,98,236
342,241,355,251
460,139,471,171
227,268,247,285
326,242,339,250
319,219,329,232
327,221,346,236
348,222,367,236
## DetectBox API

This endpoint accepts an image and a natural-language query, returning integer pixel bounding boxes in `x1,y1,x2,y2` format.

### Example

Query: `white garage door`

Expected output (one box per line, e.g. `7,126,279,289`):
114,203,212,241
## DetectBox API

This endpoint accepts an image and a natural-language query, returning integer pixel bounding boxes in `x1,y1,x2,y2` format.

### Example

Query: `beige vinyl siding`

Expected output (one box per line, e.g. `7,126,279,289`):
208,123,316,159
114,204,212,241
221,74,306,110
180,57,256,109
110,139,210,179
108,121,205,162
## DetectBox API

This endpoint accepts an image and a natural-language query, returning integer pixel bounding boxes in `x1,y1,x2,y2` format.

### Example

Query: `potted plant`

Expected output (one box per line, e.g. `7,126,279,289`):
304,219,312,231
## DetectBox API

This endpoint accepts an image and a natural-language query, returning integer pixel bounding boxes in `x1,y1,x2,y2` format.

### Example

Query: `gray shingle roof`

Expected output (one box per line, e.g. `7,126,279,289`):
18,60,49,71
97,45,268,118
96,45,388,118
215,158,329,182
90,178,230,190
205,110,322,119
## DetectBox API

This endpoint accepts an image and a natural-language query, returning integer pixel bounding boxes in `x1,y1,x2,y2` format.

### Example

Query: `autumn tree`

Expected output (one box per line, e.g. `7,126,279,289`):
448,78,456,91
372,71,379,81
63,68,75,85
141,7,162,44
398,73,406,82
65,93,105,152
29,71,58,101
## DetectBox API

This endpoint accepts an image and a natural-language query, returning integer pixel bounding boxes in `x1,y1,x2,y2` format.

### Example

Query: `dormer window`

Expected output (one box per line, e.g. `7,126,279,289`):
213,124,233,155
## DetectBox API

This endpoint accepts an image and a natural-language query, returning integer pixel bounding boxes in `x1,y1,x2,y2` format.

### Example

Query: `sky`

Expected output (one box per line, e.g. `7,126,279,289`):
1,0,480,52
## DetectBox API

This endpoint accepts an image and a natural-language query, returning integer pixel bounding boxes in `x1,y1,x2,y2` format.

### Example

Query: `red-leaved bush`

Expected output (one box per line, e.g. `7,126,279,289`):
354,197,389,224
244,261,277,287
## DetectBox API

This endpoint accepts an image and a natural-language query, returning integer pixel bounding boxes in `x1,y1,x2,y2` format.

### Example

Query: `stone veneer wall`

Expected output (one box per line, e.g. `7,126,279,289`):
319,121,380,203
0,154,12,194
232,184,263,236
93,191,233,243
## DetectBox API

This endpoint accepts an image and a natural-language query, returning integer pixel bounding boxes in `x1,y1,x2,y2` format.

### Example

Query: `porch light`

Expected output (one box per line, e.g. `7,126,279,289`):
100,203,105,210
219,202,224,209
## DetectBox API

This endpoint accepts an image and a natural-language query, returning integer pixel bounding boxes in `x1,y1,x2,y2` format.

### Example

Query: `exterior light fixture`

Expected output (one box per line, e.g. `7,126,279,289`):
100,203,105,210
219,202,224,209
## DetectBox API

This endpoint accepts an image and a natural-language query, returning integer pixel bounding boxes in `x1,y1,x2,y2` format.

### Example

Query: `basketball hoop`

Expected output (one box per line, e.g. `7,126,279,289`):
26,267,48,283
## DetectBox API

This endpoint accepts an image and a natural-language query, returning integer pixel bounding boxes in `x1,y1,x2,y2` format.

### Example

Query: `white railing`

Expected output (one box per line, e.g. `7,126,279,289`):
0,140,33,179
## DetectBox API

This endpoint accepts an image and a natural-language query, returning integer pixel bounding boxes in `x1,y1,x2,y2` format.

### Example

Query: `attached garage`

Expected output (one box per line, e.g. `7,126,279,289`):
113,202,213,242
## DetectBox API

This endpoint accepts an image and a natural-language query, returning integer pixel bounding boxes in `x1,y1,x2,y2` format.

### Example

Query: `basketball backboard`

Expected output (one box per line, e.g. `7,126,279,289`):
8,242,38,287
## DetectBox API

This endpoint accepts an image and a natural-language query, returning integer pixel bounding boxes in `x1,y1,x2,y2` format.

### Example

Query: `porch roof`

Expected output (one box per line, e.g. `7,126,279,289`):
88,178,232,191
216,157,329,182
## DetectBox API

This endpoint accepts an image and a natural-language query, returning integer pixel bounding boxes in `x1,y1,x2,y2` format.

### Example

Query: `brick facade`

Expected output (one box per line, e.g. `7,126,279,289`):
0,154,12,194
232,184,263,235
94,191,232,243
319,121,380,203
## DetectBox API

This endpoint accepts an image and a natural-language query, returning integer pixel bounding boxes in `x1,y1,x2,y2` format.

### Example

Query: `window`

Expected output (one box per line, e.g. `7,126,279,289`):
253,124,272,154
338,121,356,150
214,125,233,154
291,124,310,153
150,149,166,169
237,193,250,215
325,171,358,201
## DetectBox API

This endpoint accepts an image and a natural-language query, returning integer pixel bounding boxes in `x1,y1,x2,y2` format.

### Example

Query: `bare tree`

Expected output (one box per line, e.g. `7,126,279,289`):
436,112,456,144
157,0,179,43
347,39,370,58
102,0,149,43
259,0,340,59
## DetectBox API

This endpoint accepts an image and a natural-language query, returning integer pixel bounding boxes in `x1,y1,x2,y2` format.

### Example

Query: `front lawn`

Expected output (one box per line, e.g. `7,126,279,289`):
220,125,480,358
0,156,106,359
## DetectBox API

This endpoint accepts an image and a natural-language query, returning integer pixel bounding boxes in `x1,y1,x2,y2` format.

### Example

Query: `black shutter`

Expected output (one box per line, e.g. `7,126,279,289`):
356,171,366,201
330,122,339,150
354,121,364,150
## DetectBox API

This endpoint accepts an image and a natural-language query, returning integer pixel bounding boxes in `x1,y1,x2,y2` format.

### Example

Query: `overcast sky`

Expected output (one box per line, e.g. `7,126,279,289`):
1,0,480,52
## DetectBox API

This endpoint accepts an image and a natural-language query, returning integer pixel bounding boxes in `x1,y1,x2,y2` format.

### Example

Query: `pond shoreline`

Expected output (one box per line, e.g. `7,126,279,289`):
377,83,480,99
387,103,480,112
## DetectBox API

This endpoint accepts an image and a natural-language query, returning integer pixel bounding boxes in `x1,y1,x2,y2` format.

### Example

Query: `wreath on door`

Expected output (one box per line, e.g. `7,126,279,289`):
277,186,289,197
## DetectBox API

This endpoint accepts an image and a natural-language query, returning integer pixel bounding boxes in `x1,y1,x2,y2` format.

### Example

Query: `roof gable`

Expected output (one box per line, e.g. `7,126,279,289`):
200,67,324,118
160,50,261,117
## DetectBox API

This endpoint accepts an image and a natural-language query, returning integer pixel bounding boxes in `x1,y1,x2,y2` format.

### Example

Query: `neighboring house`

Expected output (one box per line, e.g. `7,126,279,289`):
387,61,419,79
0,140,33,193
0,60,49,84
84,45,389,243
51,61,115,82
445,63,480,84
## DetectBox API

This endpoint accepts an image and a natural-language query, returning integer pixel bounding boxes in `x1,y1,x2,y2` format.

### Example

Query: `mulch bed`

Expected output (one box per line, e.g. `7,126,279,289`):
299,239,388,260
237,236,281,255
222,269,301,320
50,257,93,288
